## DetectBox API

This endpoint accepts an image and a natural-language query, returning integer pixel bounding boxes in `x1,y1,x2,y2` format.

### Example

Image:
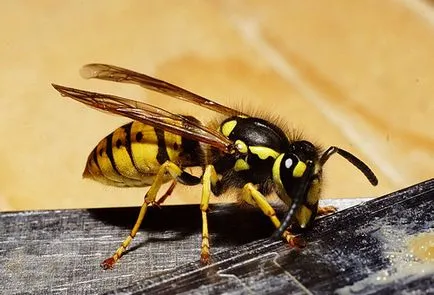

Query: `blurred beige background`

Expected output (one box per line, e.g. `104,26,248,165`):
1,1,433,211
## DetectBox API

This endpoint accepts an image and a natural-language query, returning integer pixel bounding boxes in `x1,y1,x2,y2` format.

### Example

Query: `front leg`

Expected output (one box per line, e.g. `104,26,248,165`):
241,183,303,247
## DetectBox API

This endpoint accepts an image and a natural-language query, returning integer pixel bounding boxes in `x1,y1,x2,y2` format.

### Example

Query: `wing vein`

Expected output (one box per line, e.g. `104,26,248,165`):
52,84,235,153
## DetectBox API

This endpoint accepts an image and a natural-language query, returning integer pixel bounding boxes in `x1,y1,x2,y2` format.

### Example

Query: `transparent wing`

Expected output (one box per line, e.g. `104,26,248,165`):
52,84,235,153
80,63,244,116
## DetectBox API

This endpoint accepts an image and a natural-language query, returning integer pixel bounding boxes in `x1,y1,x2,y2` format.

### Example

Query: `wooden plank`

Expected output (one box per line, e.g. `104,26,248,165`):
1,180,433,294
108,179,434,294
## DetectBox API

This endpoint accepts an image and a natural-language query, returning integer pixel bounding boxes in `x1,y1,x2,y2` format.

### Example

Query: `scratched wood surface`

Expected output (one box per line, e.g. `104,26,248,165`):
0,1,433,210
1,180,432,294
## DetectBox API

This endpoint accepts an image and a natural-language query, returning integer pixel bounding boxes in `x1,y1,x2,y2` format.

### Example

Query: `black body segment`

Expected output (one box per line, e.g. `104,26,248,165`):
83,120,203,187
222,116,290,152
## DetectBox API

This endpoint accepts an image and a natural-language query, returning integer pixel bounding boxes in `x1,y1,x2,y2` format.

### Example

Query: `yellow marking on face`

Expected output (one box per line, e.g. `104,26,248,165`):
272,154,284,189
237,115,249,118
296,205,313,228
221,120,237,137
249,146,279,160
234,158,250,171
235,140,248,154
292,161,307,178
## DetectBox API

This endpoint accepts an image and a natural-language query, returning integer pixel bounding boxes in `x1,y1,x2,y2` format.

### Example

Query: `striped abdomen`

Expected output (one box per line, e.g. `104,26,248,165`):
83,121,202,187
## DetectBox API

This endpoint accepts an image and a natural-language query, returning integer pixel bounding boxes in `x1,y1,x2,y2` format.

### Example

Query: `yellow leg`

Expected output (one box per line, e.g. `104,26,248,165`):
199,165,219,265
241,183,302,247
100,161,188,269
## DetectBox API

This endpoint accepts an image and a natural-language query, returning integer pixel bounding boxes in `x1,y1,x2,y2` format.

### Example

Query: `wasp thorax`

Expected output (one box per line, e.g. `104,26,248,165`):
234,139,248,154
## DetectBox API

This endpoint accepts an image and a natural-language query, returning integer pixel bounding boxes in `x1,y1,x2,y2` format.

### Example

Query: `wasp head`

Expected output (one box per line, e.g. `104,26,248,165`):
272,141,321,232
271,141,378,240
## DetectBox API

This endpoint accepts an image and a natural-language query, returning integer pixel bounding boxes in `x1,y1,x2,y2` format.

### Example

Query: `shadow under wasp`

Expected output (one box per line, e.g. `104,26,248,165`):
52,64,378,269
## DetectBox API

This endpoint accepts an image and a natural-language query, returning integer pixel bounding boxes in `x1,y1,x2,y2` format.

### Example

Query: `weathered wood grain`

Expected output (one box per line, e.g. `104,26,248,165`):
1,180,432,294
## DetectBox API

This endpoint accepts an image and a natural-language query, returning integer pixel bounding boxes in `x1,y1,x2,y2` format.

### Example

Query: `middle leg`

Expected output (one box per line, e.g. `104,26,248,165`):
199,164,220,265
101,161,199,269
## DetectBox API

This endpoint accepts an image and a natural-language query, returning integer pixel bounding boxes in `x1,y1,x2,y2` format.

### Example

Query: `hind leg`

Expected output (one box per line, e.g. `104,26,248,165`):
101,161,200,269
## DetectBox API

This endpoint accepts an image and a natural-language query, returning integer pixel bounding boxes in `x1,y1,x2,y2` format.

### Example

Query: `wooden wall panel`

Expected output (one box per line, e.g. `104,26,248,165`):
0,1,432,210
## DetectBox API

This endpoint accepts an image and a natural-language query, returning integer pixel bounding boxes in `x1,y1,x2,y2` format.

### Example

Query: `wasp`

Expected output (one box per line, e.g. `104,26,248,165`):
52,64,378,269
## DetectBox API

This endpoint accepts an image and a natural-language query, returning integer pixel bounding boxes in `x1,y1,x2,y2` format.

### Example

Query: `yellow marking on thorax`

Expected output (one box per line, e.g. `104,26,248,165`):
130,121,161,174
235,140,248,154
249,146,279,160
111,127,142,180
221,120,237,137
164,131,182,162
234,158,250,171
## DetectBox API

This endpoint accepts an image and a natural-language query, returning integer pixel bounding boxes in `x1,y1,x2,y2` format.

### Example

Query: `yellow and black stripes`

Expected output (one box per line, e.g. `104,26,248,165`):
122,121,139,173
155,128,170,164
129,121,161,176
112,125,145,181
83,121,199,187
105,132,120,175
